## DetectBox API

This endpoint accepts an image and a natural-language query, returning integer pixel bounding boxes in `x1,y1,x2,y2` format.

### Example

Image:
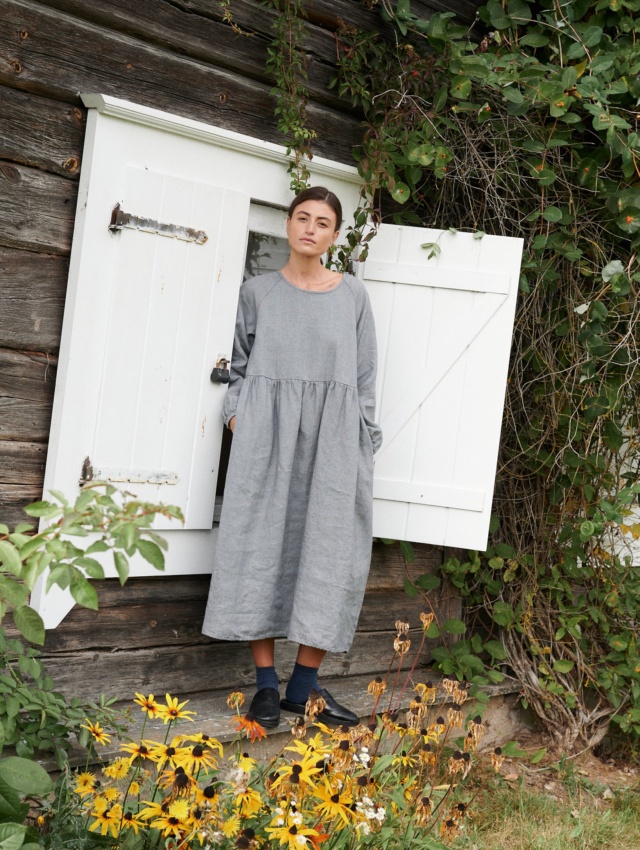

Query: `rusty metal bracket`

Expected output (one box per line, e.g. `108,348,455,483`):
108,203,208,244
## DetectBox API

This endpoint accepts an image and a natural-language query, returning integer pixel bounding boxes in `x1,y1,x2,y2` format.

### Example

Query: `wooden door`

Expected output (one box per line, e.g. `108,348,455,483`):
364,225,523,550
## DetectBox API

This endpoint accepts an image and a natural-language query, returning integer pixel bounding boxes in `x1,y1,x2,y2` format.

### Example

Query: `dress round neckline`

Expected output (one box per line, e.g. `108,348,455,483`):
278,270,345,295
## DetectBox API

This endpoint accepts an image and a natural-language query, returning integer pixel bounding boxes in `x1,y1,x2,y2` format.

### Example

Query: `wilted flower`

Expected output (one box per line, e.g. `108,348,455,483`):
491,746,505,772
227,691,246,710
447,704,463,727
440,816,459,840
448,750,465,776
415,795,432,826
419,611,435,630
393,636,411,655
395,620,410,634
306,689,327,720
415,681,437,704
441,678,456,695
367,676,386,697
468,714,486,744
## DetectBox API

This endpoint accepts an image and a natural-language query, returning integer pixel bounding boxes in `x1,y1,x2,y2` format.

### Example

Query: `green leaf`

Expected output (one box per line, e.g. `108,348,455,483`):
580,520,595,538
609,634,629,651
0,542,22,578
602,260,624,281
450,76,472,99
414,573,441,591
542,206,563,222
501,740,527,758
484,639,507,660
136,539,165,571
0,757,52,796
69,572,98,610
403,579,419,598
73,556,105,580
0,577,28,608
11,607,45,646
113,551,129,586
390,183,411,204
0,823,27,850
399,540,415,563
443,618,466,635
22,501,59,519
425,621,441,639
553,659,575,674
530,747,547,764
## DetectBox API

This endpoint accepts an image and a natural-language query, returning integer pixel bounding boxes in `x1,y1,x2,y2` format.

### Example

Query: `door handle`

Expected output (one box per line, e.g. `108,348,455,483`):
210,357,230,384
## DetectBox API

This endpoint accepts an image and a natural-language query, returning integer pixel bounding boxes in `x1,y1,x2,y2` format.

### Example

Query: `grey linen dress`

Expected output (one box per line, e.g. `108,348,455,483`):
202,270,382,653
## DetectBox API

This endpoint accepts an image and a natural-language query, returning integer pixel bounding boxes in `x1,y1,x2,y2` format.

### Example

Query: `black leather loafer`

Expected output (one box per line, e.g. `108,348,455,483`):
248,687,281,728
280,687,359,727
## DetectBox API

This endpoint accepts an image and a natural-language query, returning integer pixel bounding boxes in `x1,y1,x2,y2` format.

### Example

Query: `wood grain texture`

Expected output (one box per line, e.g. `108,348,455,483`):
38,627,431,702
0,248,68,351
0,0,360,163
0,348,57,440
0,161,77,254
0,85,84,178
0,440,47,484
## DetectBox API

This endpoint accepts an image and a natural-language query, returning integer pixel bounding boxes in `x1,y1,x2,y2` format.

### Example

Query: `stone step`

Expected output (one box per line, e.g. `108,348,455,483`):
41,669,527,770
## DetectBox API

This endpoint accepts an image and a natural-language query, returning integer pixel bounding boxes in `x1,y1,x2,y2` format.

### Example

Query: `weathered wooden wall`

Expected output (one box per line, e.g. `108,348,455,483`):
0,0,477,695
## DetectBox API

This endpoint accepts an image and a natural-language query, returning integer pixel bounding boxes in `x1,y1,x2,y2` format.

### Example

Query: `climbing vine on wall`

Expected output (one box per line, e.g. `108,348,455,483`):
263,0,640,752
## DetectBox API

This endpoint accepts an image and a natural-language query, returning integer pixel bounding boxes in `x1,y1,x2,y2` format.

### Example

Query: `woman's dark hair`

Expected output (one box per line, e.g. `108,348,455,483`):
287,186,343,230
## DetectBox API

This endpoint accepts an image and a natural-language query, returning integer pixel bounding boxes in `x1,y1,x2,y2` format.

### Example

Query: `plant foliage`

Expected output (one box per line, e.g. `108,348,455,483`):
266,0,640,750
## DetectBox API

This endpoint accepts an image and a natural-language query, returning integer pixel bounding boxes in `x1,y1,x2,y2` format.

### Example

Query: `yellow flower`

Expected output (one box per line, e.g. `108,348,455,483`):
88,803,122,838
367,676,386,697
129,781,141,796
222,814,241,837
73,772,97,798
120,741,152,764
313,779,354,827
121,809,144,834
96,786,120,804
266,821,319,849
133,692,161,719
104,758,130,780
179,732,224,756
272,754,323,793
158,694,196,724
81,719,111,745
237,752,258,773
175,742,219,774
233,786,264,817
158,766,196,795
146,737,183,767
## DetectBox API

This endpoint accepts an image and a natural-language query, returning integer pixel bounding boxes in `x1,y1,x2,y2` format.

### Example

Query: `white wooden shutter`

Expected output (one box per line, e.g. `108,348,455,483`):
364,224,523,550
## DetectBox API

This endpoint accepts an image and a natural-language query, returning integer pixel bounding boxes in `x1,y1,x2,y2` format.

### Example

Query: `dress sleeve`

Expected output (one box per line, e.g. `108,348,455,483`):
356,285,383,454
222,282,256,428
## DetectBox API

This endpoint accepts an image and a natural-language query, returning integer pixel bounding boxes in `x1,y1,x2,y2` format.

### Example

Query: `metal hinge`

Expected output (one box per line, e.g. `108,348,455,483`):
108,203,208,244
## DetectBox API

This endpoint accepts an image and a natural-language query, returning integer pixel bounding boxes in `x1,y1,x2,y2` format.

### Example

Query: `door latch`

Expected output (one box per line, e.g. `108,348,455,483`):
210,357,230,384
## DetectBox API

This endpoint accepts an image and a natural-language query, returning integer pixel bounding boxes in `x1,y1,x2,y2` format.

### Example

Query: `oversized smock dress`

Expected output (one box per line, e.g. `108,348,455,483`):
202,270,382,653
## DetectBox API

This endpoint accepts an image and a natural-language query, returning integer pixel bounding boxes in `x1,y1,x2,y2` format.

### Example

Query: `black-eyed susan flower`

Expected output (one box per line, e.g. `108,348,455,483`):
133,692,161,719
179,732,224,756
73,772,98,798
81,719,111,745
266,820,319,849
491,746,504,772
468,715,486,744
393,635,411,655
415,681,437,705
448,750,465,776
414,795,431,826
120,741,152,764
146,737,183,768
176,742,219,774
313,779,354,827
305,690,327,720
103,757,130,780
149,800,188,837
395,620,410,634
158,765,196,795
440,817,458,840
233,786,264,817
237,752,258,773
441,678,456,695
419,611,435,630
367,676,386,698
120,809,145,834
447,704,463,727
88,803,122,838
158,693,196,724
272,754,323,793
233,712,267,743
194,784,218,806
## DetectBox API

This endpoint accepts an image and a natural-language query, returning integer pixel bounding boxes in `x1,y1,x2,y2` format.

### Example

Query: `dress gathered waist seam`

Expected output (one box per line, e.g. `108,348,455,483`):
244,374,358,391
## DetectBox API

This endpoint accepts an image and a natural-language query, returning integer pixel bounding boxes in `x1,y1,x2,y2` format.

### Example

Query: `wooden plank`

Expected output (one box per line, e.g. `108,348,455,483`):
0,248,68,351
0,503,37,530
0,85,84,178
39,627,432,702
0,348,56,441
0,0,361,163
0,162,77,254
35,0,342,103
0,440,47,484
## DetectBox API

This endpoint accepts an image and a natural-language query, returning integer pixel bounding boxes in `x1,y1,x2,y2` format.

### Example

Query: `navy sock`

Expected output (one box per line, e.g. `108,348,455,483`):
255,665,279,692
285,662,319,704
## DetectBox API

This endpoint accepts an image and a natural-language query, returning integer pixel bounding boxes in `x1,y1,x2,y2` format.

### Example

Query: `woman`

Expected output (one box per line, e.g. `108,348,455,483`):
202,186,382,728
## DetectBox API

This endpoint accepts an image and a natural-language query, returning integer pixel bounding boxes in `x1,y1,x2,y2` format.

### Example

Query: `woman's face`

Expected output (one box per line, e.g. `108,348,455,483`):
286,200,340,258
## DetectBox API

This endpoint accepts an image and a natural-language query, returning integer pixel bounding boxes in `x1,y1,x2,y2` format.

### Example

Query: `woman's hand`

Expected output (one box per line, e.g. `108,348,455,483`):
229,416,236,433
